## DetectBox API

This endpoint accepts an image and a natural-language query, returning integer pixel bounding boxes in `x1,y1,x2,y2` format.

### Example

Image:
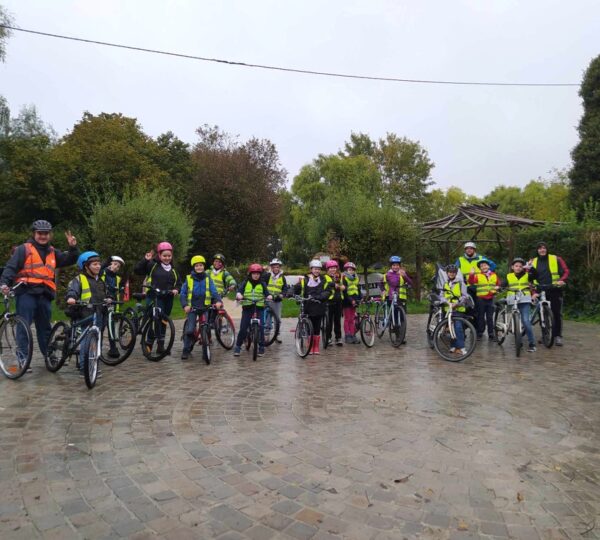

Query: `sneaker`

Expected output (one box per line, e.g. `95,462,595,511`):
335,338,343,347
456,348,467,356
108,348,120,359
352,336,361,344
258,347,265,357
326,339,333,347
555,336,563,346
181,350,190,360
156,342,165,354
528,344,537,353
488,335,496,341
345,336,353,344
449,347,456,353
276,338,282,344
233,346,241,357
144,342,153,353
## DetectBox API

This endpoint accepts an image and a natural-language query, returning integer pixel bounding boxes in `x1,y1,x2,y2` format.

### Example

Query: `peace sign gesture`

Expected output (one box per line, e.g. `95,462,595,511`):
145,249,155,261
65,230,77,247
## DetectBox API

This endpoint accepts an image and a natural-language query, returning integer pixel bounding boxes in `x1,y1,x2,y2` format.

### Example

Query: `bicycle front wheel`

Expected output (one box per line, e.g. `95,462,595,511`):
389,306,407,348
360,317,376,348
83,328,100,389
141,314,175,361
252,324,259,361
433,317,476,362
295,318,313,358
45,322,69,372
0,315,33,379
374,302,387,338
101,314,135,366
493,306,507,345
540,304,554,348
263,306,280,347
426,309,437,349
201,324,211,365
123,307,139,335
215,312,235,350
321,311,329,349
513,311,522,358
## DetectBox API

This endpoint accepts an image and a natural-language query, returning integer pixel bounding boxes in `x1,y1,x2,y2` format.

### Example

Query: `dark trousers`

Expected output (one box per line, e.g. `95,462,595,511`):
146,295,174,343
183,308,214,351
16,293,52,356
476,297,495,337
309,315,322,336
236,306,265,347
546,289,564,337
326,302,342,341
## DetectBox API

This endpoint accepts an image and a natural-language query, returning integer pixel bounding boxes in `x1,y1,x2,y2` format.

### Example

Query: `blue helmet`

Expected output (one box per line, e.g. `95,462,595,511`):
77,251,100,270
389,255,402,264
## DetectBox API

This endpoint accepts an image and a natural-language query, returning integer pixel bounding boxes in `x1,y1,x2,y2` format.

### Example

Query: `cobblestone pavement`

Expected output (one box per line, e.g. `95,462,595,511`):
1,316,599,540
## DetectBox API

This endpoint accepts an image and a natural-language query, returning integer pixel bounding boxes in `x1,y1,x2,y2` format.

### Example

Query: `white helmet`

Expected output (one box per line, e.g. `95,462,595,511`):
270,258,283,266
111,255,125,265
309,259,322,269
464,241,477,249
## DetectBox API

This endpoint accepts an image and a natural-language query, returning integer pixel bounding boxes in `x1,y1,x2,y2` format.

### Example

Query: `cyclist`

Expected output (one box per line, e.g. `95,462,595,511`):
528,241,569,346
134,242,180,354
293,260,333,355
66,251,110,376
441,264,471,356
467,257,499,341
383,256,412,344
180,255,222,360
0,220,79,366
100,255,126,358
325,260,344,347
210,254,237,297
234,263,273,357
342,262,362,344
267,258,288,343
501,257,537,353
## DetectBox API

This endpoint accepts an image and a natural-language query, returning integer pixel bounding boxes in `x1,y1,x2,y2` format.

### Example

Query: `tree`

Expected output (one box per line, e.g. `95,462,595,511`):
570,55,600,214
0,5,12,63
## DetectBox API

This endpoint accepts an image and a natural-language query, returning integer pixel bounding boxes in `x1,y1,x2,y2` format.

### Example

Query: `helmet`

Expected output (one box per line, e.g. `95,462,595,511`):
248,263,263,273
445,264,459,273
512,257,526,265
213,253,226,263
309,259,322,269
31,219,52,232
157,242,173,253
476,257,491,268
344,262,356,270
110,255,125,265
389,256,402,264
270,258,283,266
77,251,100,270
536,241,548,249
325,260,339,269
191,255,206,267
464,241,477,249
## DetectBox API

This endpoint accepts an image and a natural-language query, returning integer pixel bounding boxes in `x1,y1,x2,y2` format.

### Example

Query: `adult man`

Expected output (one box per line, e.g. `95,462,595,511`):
0,220,79,359
528,241,569,346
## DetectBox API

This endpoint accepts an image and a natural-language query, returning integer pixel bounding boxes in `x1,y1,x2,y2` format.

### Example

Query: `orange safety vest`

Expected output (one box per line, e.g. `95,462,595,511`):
15,243,57,291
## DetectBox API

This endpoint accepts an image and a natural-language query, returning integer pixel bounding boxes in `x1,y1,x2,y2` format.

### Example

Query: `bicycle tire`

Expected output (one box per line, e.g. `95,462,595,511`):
493,306,507,345
201,324,211,365
295,318,313,358
541,304,554,348
123,307,139,335
389,305,406,348
530,304,540,326
375,302,389,338
83,327,100,389
45,321,69,372
321,311,329,349
141,314,175,361
215,312,235,350
426,308,437,349
263,306,280,347
0,315,33,379
182,316,197,352
432,317,476,362
513,311,522,358
360,317,376,348
252,324,259,361
101,314,135,366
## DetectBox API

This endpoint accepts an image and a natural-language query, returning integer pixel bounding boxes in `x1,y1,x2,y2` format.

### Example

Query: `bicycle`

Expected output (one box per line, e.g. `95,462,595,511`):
122,286,175,361
242,300,264,361
320,307,330,350
425,290,445,350
212,306,236,350
352,298,376,347
432,296,477,362
374,289,407,347
100,301,136,366
263,300,281,347
183,306,218,364
45,301,108,389
0,283,33,380
493,288,527,358
292,295,319,358
530,284,561,348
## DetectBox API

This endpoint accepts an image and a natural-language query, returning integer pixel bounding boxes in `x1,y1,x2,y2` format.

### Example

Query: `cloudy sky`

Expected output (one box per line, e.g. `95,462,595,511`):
1,0,598,196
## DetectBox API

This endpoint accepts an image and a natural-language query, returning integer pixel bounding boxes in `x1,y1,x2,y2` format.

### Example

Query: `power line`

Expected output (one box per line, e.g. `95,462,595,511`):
1,24,580,88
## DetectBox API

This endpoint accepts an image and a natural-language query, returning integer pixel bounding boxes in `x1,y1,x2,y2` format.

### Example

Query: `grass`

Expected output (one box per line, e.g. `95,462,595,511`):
280,297,430,318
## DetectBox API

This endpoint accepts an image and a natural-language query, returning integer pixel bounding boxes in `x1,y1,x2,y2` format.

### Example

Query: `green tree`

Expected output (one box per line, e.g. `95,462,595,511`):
570,54,600,214
0,5,12,63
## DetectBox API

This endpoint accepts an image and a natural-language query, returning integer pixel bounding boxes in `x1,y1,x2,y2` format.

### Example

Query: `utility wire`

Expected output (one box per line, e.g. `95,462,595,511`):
0,24,579,88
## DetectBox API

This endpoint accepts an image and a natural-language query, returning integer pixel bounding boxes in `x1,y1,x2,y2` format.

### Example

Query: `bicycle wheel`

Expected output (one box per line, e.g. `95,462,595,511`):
123,307,139,335
375,302,388,338
215,312,235,350
360,317,376,347
45,321,69,372
389,306,406,348
0,316,33,379
433,317,476,362
426,308,437,349
83,327,100,389
493,306,507,345
201,324,211,365
252,324,259,361
540,304,554,348
512,311,522,357
141,314,175,361
263,306,280,347
101,314,135,366
321,311,329,349
295,318,313,358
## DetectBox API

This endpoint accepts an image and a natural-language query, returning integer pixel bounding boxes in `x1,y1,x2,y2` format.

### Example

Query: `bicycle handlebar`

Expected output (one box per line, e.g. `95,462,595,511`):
292,295,322,304
143,285,175,296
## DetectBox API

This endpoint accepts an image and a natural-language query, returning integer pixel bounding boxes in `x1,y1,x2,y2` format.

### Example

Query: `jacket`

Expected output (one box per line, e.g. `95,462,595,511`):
134,258,181,293
293,274,332,316
180,271,221,309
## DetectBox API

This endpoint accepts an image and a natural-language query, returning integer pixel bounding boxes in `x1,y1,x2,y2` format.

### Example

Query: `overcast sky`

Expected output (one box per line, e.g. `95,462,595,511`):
1,0,598,196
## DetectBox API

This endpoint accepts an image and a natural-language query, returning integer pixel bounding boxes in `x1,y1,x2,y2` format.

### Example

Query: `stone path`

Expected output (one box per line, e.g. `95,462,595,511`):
0,316,599,539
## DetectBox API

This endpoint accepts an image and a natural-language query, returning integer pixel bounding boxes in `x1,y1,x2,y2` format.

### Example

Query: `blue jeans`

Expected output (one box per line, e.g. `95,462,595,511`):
182,309,213,352
235,306,264,348
16,293,52,357
451,318,465,349
75,312,102,371
518,303,535,346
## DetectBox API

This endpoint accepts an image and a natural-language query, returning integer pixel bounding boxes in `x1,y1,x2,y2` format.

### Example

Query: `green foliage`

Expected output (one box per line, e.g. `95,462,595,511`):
0,5,12,63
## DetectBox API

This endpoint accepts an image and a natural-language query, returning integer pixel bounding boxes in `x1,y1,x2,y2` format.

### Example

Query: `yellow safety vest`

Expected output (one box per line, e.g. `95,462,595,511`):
506,273,531,298
101,274,122,312
300,274,332,296
186,275,212,306
268,273,284,296
343,273,360,297
458,255,482,276
475,273,498,297
532,255,560,285
79,274,92,303
443,282,465,312
383,273,407,301
242,281,266,307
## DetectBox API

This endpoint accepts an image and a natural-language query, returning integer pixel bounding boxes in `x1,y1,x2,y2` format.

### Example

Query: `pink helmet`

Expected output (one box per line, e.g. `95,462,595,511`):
157,241,173,253
325,260,339,269
344,262,356,270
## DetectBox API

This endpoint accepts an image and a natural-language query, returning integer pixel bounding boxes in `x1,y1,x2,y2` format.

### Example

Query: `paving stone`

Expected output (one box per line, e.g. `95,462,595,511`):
285,520,319,540
209,504,254,532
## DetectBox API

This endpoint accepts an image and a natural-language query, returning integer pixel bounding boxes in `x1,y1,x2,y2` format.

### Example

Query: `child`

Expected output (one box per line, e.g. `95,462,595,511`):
324,260,344,346
342,262,362,344
468,257,499,340
267,258,288,343
100,255,125,358
66,251,109,375
180,255,222,360
502,257,537,353
441,264,471,356
234,264,273,357
134,242,180,354
210,253,237,297
383,256,412,344
293,260,333,355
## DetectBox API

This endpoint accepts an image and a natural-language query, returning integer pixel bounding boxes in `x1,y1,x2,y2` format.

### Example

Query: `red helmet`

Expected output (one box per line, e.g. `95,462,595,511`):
344,262,356,270
157,241,173,253
325,260,339,269
248,263,263,273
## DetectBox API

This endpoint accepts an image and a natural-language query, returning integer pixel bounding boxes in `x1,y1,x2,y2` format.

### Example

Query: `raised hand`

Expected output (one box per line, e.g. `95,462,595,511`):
65,230,77,246
145,250,154,261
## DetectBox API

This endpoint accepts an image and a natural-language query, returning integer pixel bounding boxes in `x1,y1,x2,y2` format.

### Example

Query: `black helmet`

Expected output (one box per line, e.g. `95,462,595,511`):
213,253,225,263
445,264,458,273
536,241,548,249
512,257,526,265
31,219,52,232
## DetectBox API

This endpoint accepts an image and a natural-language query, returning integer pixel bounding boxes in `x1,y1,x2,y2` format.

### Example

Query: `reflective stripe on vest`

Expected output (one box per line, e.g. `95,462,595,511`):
186,275,212,306
211,269,231,295
300,274,331,296
506,273,531,297
384,273,407,301
79,274,92,302
146,263,178,288
268,274,284,296
101,274,122,312
443,282,465,312
475,273,498,297
532,255,560,285
458,255,481,276
242,281,266,307
15,243,57,291
343,274,359,296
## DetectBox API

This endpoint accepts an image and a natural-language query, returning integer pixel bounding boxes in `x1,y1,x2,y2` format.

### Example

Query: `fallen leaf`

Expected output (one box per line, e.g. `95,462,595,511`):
457,519,469,531
517,492,524,502
554,465,562,471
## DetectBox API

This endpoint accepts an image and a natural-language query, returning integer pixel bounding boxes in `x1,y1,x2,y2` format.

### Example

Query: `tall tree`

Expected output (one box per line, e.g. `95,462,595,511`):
570,55,600,214
0,5,12,63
